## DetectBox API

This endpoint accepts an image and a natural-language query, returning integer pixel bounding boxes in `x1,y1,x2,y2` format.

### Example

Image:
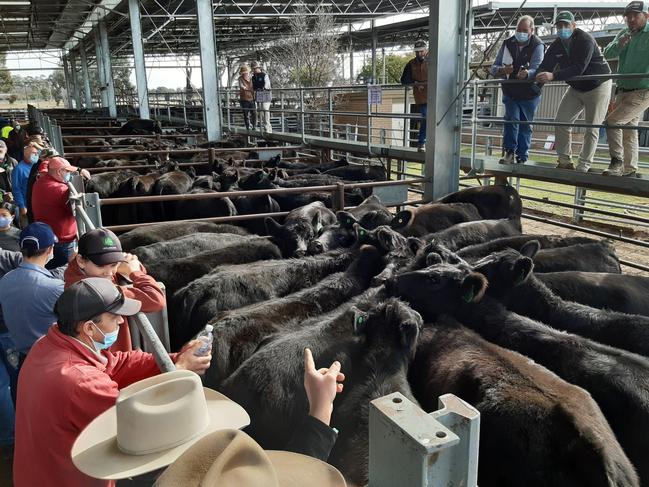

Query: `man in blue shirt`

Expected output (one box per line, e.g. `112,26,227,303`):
490,15,545,165
0,222,64,405
11,142,41,228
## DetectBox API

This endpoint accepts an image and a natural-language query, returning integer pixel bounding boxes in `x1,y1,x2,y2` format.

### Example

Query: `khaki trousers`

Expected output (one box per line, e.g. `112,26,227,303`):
256,102,272,133
555,80,612,166
606,88,649,170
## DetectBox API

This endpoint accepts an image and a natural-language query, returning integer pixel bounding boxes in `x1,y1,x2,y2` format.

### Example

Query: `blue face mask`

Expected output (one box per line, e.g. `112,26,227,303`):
515,32,530,43
557,28,572,40
91,322,119,351
29,154,38,164
0,216,11,228
63,172,71,183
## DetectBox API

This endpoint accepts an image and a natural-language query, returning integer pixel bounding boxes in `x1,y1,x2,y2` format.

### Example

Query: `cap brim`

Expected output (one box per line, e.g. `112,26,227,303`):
268,451,347,487
109,296,142,317
71,388,250,480
63,165,79,172
87,251,127,266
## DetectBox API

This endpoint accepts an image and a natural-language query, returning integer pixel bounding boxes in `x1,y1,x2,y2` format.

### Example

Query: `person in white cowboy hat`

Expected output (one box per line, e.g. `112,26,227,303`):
154,428,347,487
238,63,257,132
401,40,429,152
72,348,346,486
71,369,250,485
12,277,212,487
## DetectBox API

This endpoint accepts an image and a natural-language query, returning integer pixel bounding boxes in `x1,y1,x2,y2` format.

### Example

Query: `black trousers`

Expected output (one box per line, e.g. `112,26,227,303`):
240,100,256,131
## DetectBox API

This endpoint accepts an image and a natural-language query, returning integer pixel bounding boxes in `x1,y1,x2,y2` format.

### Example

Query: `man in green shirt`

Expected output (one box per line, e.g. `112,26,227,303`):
602,1,649,177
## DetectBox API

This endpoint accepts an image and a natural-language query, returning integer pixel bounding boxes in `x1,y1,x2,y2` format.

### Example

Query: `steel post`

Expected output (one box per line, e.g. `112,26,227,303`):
196,0,222,141
348,24,354,83
424,0,464,199
98,21,117,118
371,20,377,83
128,0,151,119
78,42,93,109
68,52,82,110
93,30,108,110
62,56,73,109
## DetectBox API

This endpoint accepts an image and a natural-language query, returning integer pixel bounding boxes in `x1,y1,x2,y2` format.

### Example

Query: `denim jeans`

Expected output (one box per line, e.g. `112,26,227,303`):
47,240,76,270
502,95,541,161
0,332,16,446
418,104,427,145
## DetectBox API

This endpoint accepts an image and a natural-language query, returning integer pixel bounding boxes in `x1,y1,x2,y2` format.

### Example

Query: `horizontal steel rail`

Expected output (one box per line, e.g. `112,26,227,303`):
64,145,305,158
521,195,649,225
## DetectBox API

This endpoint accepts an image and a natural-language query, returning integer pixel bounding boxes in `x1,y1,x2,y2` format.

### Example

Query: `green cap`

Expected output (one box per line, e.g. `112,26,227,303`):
555,11,575,24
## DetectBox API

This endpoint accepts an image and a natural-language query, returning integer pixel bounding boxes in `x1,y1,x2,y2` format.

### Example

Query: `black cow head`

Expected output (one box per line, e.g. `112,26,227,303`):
265,216,320,257
239,170,274,190
385,263,488,321
407,240,465,272
390,209,413,230
351,298,422,359
472,240,539,298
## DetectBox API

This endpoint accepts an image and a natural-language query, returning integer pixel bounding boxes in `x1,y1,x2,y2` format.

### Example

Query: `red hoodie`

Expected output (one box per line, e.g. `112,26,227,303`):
31,173,77,243
64,259,166,352
13,325,173,487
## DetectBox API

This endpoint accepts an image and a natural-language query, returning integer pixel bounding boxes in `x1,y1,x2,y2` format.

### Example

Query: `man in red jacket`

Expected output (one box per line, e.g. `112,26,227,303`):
12,277,211,487
31,156,79,269
65,228,166,352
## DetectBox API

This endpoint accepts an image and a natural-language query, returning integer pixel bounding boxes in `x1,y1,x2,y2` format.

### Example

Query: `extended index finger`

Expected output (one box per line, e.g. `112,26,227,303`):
304,347,316,374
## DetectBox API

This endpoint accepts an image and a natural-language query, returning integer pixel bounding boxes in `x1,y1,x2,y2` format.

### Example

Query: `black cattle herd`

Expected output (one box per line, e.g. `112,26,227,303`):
72,135,649,487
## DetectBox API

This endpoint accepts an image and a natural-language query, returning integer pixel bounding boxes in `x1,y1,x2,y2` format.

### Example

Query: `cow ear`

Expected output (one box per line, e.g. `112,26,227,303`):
256,170,265,180
311,213,325,234
400,320,420,350
265,217,282,235
337,211,357,229
461,273,488,303
351,307,370,335
391,210,412,229
377,227,402,252
513,257,534,284
520,240,541,259
353,223,369,244
426,252,443,266
407,237,423,255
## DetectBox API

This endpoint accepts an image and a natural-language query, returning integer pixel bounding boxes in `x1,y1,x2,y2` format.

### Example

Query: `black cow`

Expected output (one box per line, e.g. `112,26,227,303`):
132,232,254,263
537,272,649,317
171,249,355,337
206,245,384,384
390,263,649,486
532,240,621,273
308,195,393,254
174,188,237,220
473,242,649,357
438,184,522,220
84,170,139,199
118,222,249,251
265,201,337,257
324,163,386,183
221,298,422,485
457,234,596,261
411,321,638,487
117,118,162,135
152,169,195,220
390,203,482,237
145,237,281,300
422,218,522,251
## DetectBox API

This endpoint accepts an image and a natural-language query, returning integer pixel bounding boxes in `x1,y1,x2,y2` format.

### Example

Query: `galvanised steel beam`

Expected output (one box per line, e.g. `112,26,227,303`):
128,0,151,119
94,29,109,109
98,20,117,117
196,0,222,141
68,51,83,110
424,0,465,200
78,40,93,108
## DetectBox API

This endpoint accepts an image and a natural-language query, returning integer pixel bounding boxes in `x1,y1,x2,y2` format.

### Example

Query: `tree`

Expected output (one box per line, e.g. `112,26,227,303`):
40,87,50,101
49,70,67,106
0,54,13,93
357,54,411,84
7,94,17,105
267,7,340,88
112,66,135,99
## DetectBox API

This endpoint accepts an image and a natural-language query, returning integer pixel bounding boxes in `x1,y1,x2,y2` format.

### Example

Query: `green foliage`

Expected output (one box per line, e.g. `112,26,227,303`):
357,54,410,84
7,94,17,105
0,53,13,92
48,70,66,106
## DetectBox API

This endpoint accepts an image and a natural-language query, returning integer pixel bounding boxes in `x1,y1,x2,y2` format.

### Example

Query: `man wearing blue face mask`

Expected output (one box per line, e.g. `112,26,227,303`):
11,142,42,228
490,16,545,165
31,157,79,269
536,11,612,172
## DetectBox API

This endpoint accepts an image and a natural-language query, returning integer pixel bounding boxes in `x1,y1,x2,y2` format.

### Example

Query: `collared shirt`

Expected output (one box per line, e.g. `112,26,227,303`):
604,22,649,90
14,325,168,487
10,160,32,209
0,262,64,352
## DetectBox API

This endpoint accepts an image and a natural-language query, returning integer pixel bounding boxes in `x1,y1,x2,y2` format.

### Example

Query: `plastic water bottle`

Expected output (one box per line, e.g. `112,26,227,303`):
194,325,213,356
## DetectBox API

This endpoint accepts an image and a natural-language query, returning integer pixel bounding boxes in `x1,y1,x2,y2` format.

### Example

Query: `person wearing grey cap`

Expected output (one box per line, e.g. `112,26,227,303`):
602,0,649,177
13,277,211,487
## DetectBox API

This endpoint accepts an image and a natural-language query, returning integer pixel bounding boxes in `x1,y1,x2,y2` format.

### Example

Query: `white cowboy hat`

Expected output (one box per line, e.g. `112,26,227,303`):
154,429,347,487
71,370,250,480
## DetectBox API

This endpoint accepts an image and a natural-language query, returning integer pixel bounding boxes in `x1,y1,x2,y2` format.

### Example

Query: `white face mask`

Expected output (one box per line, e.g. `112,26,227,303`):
45,250,54,265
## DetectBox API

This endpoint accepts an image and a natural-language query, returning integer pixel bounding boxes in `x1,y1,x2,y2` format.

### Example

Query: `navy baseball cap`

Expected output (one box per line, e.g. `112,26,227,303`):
19,222,58,251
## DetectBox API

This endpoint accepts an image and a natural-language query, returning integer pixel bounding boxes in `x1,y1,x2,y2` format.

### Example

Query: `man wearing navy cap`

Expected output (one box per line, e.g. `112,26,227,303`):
0,222,65,404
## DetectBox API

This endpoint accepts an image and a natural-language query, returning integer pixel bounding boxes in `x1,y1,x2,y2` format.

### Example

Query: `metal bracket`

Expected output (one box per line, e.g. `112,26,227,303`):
369,392,480,487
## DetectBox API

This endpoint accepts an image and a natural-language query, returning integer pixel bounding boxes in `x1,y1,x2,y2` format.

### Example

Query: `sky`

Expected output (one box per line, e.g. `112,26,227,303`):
4,0,628,90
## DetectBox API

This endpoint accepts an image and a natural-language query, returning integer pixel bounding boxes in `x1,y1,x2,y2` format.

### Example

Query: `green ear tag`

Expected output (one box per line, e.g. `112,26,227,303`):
462,289,475,303
346,218,353,226
360,230,366,237
356,315,365,325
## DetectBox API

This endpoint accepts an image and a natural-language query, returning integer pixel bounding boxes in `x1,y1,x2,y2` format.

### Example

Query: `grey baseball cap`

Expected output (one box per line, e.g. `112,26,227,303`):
55,277,141,323
625,1,649,14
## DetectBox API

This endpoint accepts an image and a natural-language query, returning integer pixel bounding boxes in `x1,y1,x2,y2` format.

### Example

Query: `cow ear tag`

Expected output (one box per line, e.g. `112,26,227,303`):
352,310,368,335
462,288,475,303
